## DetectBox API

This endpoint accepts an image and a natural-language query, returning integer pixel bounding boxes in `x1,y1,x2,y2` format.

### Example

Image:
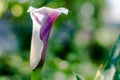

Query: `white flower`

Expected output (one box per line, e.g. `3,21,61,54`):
28,6,68,70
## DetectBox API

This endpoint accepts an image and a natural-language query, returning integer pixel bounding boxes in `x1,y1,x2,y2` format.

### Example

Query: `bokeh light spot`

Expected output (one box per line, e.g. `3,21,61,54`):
95,27,115,47
81,2,94,18
11,4,23,17
54,71,66,80
58,60,69,70
0,0,7,17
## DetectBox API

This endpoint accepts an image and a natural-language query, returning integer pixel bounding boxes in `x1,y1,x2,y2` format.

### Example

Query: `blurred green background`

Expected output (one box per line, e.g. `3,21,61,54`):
0,0,120,80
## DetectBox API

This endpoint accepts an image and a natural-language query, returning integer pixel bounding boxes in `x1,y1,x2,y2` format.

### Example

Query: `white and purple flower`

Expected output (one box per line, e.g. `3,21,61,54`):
28,6,68,70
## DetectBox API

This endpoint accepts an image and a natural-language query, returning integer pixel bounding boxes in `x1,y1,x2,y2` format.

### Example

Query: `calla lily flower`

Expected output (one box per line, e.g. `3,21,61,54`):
28,6,68,70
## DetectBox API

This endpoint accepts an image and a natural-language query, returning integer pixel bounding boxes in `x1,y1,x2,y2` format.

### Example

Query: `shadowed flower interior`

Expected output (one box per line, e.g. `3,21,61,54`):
28,6,68,70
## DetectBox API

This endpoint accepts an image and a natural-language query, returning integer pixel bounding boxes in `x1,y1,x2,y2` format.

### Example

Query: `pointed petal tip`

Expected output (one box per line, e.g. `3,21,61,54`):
57,8,69,15
27,6,35,12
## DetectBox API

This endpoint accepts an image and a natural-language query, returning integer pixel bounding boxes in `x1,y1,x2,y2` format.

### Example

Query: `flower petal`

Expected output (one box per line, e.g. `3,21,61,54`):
28,6,68,70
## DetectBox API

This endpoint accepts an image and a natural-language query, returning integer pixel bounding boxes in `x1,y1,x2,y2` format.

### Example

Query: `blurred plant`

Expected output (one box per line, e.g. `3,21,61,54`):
94,35,120,80
73,72,83,80
74,35,120,80
28,6,68,80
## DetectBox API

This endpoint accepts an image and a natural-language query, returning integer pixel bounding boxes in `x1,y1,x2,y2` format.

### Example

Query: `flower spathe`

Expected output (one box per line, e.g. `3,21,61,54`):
28,6,68,70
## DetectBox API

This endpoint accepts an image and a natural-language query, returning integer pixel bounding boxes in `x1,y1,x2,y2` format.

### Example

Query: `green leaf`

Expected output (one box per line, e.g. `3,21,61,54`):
102,35,120,80
73,72,82,80
76,75,82,80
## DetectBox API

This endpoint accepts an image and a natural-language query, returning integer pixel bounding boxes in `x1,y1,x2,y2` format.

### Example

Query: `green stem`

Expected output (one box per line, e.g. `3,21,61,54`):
31,68,41,80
